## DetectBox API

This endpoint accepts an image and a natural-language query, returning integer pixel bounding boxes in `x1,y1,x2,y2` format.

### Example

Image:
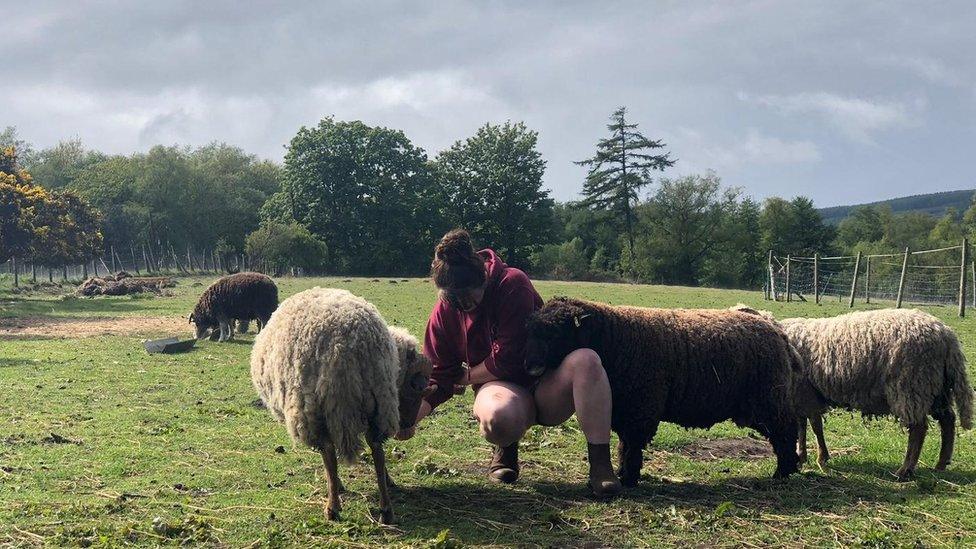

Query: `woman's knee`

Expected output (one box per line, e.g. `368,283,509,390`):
478,406,531,446
562,348,606,382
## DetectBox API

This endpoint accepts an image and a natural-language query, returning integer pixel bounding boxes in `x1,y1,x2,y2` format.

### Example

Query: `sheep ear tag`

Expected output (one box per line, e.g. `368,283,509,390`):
574,314,591,328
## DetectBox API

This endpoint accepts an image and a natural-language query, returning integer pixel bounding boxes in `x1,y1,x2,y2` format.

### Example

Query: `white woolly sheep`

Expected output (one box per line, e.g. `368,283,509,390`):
733,305,974,480
250,288,432,524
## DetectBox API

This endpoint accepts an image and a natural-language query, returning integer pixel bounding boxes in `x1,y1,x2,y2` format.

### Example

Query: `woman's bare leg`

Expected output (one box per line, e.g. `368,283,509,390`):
534,348,620,497
472,381,535,483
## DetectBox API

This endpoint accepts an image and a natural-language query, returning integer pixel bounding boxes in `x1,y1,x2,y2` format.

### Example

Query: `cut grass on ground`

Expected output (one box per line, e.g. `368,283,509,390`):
1,275,975,547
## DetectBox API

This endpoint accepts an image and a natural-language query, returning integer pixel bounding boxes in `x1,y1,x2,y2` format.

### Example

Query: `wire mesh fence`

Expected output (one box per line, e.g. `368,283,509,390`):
767,241,973,316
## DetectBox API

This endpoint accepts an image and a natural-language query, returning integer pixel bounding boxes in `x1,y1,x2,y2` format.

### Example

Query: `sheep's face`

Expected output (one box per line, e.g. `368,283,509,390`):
524,298,594,377
189,310,215,340
389,329,434,430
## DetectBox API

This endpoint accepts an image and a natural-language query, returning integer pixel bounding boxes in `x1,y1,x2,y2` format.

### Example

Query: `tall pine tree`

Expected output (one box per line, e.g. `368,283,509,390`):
576,107,673,269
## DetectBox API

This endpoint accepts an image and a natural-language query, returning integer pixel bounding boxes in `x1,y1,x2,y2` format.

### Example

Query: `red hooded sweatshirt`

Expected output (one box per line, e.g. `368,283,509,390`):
423,249,544,410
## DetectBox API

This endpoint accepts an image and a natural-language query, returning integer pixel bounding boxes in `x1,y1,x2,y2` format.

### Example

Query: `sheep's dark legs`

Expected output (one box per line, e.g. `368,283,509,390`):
894,421,928,481
797,418,808,464
617,423,655,487
754,418,799,478
809,414,830,467
319,445,342,520
368,440,394,524
935,410,956,471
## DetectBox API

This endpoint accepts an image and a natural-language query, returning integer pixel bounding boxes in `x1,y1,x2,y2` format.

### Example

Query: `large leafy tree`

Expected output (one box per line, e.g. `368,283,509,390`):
634,173,739,285
277,117,437,274
0,146,43,262
245,221,327,276
576,107,673,267
835,205,889,250
29,190,103,270
69,143,281,256
759,196,834,256
433,122,553,268
27,138,105,190
1,145,103,268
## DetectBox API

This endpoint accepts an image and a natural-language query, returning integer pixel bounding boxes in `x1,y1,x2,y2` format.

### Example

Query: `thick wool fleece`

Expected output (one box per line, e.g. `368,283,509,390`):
780,308,974,428
250,288,401,462
192,272,278,329
529,298,801,439
583,302,799,433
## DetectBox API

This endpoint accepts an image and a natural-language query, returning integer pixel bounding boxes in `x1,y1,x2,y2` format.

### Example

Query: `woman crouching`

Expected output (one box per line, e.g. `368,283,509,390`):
395,229,621,497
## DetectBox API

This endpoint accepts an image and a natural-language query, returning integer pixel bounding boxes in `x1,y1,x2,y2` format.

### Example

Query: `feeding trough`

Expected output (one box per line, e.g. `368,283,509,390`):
144,337,197,354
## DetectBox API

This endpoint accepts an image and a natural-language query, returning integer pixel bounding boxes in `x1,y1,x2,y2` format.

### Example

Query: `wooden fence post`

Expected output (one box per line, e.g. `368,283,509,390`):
959,238,969,317
12,257,18,287
848,251,862,308
110,246,117,273
31,262,36,283
766,250,774,300
813,253,820,304
82,260,87,279
896,247,910,308
864,255,871,304
785,255,792,302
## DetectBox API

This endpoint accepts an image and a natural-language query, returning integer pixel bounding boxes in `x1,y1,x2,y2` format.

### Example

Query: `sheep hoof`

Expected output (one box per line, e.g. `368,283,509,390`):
935,462,950,471
893,469,914,482
817,458,829,469
325,506,341,521
379,508,395,525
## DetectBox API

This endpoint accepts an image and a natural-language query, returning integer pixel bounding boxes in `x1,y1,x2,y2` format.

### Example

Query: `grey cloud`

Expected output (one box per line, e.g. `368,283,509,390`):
2,0,975,205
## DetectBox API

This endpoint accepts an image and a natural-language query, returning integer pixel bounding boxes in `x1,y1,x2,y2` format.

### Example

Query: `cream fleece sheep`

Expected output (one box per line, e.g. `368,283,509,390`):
733,305,973,479
251,287,401,460
250,287,431,523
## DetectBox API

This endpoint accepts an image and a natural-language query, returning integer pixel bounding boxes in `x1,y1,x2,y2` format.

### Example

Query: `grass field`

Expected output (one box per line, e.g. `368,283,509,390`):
2,275,975,547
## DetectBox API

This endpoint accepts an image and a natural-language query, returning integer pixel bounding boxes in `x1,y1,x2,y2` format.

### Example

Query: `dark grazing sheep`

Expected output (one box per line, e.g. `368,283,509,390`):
189,272,278,342
524,297,802,485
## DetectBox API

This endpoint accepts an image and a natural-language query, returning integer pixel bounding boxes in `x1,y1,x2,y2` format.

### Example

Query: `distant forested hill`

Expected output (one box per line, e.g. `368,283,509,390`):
819,189,975,225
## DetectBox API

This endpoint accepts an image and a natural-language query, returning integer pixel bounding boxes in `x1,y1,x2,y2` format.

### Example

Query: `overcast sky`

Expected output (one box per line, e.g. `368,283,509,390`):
3,1,974,206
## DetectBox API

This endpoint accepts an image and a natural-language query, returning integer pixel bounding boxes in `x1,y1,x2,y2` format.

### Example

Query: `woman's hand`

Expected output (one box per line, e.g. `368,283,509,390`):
394,395,433,440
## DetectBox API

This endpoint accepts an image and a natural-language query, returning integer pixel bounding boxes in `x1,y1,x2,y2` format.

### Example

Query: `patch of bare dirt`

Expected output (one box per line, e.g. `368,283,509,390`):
0,315,190,339
676,437,773,461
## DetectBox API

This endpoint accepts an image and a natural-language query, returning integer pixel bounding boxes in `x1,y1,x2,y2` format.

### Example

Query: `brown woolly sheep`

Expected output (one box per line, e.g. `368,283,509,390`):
524,297,802,486
732,305,974,481
189,272,278,342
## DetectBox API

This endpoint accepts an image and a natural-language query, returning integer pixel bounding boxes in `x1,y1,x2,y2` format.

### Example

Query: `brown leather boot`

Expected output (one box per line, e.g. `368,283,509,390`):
587,443,622,498
488,443,519,484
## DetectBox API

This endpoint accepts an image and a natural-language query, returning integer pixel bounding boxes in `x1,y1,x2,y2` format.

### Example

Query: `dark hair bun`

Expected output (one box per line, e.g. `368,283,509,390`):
431,229,486,290
435,229,476,264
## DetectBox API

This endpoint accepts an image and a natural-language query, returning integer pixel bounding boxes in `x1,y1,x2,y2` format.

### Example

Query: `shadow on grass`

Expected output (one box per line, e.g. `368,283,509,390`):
826,458,976,486
370,463,976,546
388,483,609,546
530,465,976,514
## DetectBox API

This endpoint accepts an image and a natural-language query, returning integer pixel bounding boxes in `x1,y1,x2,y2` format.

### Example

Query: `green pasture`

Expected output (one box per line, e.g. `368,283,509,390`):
1,275,974,547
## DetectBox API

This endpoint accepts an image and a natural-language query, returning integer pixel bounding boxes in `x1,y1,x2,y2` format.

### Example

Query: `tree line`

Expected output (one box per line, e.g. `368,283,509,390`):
3,110,974,287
